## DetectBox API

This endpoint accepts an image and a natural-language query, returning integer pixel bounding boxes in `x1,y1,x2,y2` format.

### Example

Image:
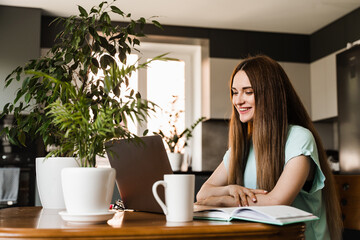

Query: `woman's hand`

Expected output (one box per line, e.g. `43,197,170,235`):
227,185,267,206
195,186,268,207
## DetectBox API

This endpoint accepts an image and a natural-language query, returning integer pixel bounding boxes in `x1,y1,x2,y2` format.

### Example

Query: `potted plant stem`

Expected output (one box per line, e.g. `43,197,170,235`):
0,0,173,216
154,96,205,171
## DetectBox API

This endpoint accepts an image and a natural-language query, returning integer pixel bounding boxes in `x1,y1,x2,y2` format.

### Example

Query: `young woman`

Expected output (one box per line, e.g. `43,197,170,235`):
196,55,342,240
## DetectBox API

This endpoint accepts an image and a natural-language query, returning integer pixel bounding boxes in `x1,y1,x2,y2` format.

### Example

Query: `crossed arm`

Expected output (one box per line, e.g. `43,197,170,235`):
195,155,313,207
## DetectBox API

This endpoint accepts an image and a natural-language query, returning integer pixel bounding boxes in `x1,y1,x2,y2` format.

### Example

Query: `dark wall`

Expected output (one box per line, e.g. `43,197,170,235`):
311,7,360,62
40,16,310,63
0,6,41,111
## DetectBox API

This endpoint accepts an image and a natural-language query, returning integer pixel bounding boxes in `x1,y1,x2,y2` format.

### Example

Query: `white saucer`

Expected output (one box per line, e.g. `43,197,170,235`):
59,211,115,224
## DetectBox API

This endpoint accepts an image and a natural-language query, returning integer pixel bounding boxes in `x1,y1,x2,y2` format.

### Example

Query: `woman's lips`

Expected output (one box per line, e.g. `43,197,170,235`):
239,107,251,114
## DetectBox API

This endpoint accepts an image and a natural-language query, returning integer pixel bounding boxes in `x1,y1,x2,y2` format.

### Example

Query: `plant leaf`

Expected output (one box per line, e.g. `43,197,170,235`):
78,5,88,17
152,20,163,30
143,129,149,136
111,6,124,16
65,53,73,64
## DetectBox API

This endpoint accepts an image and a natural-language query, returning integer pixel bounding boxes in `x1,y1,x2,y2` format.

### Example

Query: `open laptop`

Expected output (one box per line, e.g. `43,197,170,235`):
105,135,173,213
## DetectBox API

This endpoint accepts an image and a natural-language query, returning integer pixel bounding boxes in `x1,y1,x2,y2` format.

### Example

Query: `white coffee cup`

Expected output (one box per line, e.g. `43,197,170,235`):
152,174,195,222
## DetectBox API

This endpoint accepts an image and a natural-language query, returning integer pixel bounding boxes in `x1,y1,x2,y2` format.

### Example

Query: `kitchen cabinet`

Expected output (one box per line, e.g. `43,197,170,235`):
310,53,338,121
334,174,360,231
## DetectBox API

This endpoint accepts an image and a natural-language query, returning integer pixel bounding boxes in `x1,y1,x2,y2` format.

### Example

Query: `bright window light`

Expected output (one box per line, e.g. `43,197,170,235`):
146,59,186,152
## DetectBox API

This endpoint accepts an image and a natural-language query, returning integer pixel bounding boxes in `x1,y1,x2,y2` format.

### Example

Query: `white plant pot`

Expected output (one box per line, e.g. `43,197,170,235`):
167,153,184,172
36,157,78,209
61,167,116,214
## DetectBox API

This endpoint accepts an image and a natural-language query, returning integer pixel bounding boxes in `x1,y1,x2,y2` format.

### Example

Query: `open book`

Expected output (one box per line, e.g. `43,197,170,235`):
193,205,319,226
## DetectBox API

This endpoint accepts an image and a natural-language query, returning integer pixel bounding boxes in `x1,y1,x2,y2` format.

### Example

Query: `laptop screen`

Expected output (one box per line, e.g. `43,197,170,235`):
105,135,173,213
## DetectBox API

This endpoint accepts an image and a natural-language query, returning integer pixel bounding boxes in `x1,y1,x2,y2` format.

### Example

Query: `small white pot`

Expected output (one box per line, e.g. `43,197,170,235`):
167,153,184,172
36,157,78,209
61,167,115,214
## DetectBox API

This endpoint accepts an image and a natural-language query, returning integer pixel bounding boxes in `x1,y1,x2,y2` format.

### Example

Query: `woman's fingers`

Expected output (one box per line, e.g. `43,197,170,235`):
227,185,269,206
233,193,241,206
243,188,257,203
245,189,268,203
251,189,268,194
238,190,248,206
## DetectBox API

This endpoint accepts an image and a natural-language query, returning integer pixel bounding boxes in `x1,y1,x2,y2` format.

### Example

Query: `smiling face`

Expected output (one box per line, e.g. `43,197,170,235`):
231,70,255,123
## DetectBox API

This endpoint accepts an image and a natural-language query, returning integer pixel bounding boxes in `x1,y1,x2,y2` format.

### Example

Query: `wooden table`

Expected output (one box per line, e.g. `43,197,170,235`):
0,207,305,239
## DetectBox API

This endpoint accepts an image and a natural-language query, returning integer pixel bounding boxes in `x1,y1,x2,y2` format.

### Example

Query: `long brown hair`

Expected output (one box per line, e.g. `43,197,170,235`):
228,55,342,239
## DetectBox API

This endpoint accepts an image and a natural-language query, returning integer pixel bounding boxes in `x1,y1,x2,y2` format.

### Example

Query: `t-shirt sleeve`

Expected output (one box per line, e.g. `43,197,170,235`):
223,149,231,171
284,126,326,194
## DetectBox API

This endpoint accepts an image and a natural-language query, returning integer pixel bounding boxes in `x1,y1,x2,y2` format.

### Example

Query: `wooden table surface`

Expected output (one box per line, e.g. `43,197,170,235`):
0,207,305,240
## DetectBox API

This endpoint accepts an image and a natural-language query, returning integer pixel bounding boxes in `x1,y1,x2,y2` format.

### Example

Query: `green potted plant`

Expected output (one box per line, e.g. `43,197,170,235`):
154,96,205,171
0,0,172,217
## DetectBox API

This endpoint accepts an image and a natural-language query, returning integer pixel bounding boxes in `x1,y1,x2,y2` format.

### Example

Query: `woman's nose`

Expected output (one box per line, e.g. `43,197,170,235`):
233,94,244,105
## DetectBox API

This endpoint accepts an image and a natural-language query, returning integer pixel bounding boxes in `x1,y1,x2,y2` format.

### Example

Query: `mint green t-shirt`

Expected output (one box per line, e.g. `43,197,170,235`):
223,125,329,240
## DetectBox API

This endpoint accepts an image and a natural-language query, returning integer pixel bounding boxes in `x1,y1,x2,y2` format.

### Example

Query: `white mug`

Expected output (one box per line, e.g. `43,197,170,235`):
152,174,195,222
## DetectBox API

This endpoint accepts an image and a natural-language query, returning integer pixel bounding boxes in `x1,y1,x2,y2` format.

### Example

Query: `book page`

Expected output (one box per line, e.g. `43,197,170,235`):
234,205,313,220
234,209,274,220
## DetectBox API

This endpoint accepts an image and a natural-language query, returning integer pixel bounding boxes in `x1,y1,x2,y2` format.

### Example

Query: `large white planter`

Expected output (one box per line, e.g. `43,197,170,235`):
167,153,184,172
36,157,78,209
61,167,115,214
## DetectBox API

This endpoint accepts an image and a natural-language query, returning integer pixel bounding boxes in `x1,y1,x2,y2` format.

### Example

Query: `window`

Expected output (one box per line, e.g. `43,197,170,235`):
133,42,203,170
146,59,186,153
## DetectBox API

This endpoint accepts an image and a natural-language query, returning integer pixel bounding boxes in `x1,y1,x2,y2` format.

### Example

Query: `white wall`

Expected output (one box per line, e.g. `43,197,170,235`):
0,6,41,111
279,61,311,114
208,57,312,119
209,58,239,119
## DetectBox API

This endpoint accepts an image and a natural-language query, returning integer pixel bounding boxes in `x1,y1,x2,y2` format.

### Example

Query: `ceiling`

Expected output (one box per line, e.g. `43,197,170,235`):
1,0,360,34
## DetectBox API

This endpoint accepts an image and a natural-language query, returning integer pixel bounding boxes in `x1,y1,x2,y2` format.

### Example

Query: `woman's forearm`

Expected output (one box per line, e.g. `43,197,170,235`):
245,192,282,206
196,183,229,201
195,195,238,207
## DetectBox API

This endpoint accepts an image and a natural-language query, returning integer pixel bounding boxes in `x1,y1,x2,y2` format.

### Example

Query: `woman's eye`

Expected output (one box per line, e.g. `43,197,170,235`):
245,91,253,95
232,91,238,95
